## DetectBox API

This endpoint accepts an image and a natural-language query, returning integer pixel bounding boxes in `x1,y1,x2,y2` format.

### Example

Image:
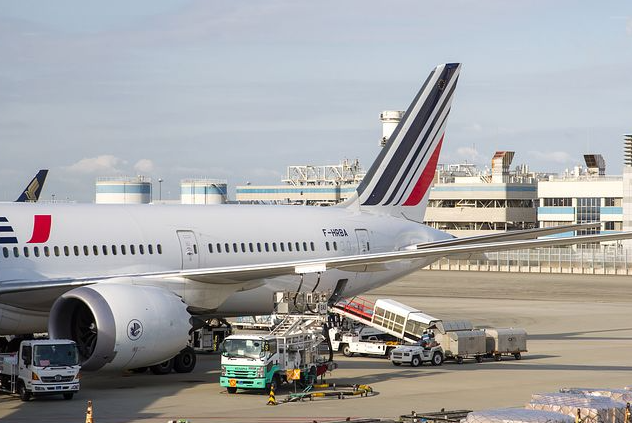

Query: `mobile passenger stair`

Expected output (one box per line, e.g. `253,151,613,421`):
330,296,447,343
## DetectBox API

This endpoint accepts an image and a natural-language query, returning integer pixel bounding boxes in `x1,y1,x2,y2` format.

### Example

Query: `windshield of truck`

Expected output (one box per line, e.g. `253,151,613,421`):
221,339,264,359
33,344,79,367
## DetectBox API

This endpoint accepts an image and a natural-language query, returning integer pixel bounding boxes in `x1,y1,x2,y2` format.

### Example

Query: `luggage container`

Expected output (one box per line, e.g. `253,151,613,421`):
435,320,473,334
438,329,486,363
485,328,527,361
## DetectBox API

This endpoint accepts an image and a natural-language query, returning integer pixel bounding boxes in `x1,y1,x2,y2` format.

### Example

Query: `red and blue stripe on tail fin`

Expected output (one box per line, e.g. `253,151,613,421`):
350,63,461,223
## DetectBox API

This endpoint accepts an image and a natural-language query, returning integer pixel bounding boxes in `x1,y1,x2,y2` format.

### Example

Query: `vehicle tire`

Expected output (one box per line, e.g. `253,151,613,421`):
494,354,502,362
17,381,31,402
392,361,402,366
150,358,174,375
342,344,353,357
514,352,522,360
456,356,464,364
411,355,421,367
174,347,197,373
63,392,74,400
130,367,148,374
431,352,443,366
227,386,237,394
476,355,483,363
385,347,394,359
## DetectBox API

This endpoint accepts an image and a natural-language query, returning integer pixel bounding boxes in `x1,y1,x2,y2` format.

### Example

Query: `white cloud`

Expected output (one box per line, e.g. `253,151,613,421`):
134,159,154,174
465,122,483,133
456,146,485,163
63,155,126,174
528,150,575,164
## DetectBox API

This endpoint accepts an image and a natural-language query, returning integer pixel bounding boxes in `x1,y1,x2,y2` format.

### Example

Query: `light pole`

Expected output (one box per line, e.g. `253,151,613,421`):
158,178,163,201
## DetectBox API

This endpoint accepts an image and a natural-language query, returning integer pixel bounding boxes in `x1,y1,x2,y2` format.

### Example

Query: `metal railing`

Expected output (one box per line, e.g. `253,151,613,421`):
425,246,632,275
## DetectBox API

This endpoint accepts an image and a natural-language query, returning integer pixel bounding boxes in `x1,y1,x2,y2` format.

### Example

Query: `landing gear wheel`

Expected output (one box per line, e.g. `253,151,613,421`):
174,347,197,373
431,352,443,366
227,387,237,394
494,354,502,362
476,355,483,363
411,355,421,367
456,356,464,364
150,358,174,375
17,381,31,402
342,344,354,357
514,352,522,360
63,392,74,400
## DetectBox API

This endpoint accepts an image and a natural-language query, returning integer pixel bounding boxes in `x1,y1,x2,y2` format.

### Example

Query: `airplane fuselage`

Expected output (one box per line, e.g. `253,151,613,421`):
0,203,450,334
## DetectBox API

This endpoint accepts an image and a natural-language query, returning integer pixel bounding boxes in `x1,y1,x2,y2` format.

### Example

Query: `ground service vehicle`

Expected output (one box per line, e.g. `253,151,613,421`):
0,339,80,401
390,342,444,367
329,327,399,357
219,292,335,393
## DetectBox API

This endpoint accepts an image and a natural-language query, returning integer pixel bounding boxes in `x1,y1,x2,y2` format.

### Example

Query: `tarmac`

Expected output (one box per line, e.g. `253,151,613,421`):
1,270,632,422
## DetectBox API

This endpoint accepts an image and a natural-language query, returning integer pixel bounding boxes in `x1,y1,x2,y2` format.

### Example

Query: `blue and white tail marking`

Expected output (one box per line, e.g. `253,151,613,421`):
349,63,461,223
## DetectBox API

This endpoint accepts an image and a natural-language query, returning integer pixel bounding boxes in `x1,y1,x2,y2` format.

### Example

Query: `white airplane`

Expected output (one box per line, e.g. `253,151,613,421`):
0,63,627,374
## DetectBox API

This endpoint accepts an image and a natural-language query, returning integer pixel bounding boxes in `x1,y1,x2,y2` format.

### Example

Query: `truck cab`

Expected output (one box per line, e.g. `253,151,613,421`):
219,334,280,393
0,339,81,401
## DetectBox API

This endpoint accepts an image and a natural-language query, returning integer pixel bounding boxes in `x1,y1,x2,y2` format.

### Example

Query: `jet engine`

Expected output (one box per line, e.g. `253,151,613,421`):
48,283,191,371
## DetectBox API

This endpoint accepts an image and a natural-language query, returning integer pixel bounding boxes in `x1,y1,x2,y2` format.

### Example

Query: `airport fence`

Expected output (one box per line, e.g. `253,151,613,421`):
425,245,632,275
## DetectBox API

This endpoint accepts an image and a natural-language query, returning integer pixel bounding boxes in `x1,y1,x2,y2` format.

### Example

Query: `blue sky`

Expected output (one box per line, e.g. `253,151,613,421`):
1,1,631,201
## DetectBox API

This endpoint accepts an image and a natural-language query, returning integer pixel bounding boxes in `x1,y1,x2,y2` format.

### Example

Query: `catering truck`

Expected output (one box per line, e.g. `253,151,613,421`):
219,291,335,393
0,339,80,401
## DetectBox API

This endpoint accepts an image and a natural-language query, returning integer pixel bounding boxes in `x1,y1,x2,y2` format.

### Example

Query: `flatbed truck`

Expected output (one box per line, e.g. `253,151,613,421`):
0,339,81,401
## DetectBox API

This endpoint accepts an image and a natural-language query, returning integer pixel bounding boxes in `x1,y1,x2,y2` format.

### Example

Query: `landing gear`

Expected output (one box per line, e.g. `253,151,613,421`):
174,347,196,373
148,347,197,375
150,358,174,375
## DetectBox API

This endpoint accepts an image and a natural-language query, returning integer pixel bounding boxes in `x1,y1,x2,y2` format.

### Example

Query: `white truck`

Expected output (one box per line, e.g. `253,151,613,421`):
390,340,444,367
329,327,399,358
0,339,81,401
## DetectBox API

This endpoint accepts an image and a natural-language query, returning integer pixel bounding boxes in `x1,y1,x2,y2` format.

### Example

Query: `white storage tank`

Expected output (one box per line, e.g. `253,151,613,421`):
379,110,405,147
181,179,227,204
95,176,151,204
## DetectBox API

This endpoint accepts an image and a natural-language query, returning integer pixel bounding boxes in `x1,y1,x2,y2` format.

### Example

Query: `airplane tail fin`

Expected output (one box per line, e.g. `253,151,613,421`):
16,169,48,202
348,63,461,223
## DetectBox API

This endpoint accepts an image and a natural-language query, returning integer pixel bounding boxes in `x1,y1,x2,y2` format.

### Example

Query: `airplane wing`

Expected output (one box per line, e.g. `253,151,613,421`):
414,222,600,250
1,229,629,295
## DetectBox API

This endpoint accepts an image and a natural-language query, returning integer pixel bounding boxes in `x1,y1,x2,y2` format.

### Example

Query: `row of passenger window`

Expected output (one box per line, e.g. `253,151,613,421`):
2,244,163,259
208,240,338,254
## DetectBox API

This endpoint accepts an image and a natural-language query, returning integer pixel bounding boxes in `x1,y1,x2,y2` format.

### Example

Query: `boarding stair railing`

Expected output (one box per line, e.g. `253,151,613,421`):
330,296,443,343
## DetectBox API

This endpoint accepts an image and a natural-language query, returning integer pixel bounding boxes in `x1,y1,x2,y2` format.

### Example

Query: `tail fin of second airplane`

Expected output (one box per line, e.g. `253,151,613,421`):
16,169,49,202
347,63,461,223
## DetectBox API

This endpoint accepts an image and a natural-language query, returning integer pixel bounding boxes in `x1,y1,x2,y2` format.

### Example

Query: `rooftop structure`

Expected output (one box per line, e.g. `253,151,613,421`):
236,159,364,205
379,110,405,147
424,151,538,237
622,135,632,237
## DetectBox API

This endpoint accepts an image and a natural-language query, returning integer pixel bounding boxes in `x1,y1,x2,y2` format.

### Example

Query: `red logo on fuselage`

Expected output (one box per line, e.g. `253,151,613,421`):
27,215,52,243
